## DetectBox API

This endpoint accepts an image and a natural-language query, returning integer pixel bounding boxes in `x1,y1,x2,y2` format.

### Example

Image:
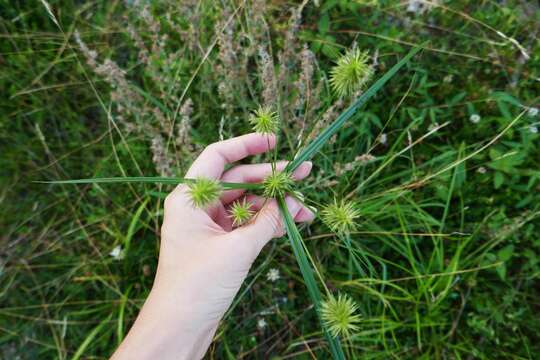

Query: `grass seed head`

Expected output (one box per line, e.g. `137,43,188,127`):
320,293,361,338
188,178,222,208
263,171,294,198
321,199,360,234
330,48,374,97
250,106,279,134
229,199,254,226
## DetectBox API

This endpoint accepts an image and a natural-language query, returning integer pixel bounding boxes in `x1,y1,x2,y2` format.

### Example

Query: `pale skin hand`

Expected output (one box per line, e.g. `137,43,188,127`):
112,133,314,360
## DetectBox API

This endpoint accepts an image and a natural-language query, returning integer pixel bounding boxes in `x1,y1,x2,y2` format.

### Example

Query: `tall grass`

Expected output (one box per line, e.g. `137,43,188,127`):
2,0,539,358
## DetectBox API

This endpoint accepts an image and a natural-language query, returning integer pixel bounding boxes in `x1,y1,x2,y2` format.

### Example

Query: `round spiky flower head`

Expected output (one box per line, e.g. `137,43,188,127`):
330,48,374,97
320,293,361,338
187,178,222,208
263,171,294,198
229,199,253,227
321,199,360,234
249,106,279,134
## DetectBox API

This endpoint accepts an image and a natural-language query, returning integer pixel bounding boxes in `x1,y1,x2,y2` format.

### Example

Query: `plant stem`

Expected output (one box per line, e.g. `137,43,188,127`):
277,196,346,359
37,177,263,190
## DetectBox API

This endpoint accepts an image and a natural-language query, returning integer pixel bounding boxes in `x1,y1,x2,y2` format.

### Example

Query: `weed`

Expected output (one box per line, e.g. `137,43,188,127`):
2,0,540,358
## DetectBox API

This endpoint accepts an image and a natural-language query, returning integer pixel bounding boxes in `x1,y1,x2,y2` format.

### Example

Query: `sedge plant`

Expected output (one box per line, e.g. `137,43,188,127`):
43,46,422,358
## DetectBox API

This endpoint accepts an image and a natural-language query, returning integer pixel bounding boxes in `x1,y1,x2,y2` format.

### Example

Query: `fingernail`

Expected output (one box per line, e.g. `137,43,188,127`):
292,161,313,179
285,196,301,216
301,161,313,172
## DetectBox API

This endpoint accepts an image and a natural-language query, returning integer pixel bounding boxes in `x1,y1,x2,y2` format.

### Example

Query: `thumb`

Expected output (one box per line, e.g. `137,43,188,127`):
233,197,302,254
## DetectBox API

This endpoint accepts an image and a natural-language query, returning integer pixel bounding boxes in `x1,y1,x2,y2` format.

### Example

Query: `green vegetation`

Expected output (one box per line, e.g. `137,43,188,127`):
1,0,540,358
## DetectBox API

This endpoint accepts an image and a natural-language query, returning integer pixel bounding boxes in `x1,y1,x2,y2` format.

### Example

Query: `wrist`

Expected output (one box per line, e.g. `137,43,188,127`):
113,283,219,360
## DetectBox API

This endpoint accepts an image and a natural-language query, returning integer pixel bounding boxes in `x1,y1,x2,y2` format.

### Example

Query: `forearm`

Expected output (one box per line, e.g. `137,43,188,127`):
112,284,219,360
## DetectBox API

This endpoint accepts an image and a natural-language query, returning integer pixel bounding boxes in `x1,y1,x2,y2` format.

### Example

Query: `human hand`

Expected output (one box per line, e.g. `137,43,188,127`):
112,133,314,359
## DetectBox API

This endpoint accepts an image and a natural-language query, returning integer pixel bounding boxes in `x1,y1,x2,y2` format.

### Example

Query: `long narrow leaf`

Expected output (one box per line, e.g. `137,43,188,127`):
37,177,262,190
71,314,112,360
286,45,422,172
277,197,346,359
124,199,148,255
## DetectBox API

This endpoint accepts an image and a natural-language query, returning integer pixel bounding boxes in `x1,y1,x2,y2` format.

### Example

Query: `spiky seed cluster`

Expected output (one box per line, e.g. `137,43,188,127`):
229,199,253,227
330,48,374,97
321,199,360,234
263,171,294,198
320,293,361,338
249,106,279,134
187,178,222,208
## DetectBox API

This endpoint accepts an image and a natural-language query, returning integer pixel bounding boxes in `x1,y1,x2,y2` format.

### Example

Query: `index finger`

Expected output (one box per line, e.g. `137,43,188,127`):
185,133,276,179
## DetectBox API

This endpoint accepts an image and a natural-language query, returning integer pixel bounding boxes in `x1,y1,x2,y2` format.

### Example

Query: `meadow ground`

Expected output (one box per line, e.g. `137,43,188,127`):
1,1,540,359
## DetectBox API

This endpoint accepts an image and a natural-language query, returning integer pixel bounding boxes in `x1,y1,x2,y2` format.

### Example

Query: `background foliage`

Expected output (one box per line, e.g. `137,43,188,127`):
1,0,539,358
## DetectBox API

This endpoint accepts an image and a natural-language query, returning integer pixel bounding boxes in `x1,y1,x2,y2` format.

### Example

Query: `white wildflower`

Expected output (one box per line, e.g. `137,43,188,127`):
443,74,453,83
529,125,538,134
477,166,487,174
469,114,481,124
379,133,387,145
257,318,267,330
278,296,288,304
527,107,539,117
266,268,280,282
109,245,125,260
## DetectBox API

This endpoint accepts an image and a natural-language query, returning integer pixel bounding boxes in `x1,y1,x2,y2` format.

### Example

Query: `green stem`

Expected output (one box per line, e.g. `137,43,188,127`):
37,177,263,190
277,197,345,359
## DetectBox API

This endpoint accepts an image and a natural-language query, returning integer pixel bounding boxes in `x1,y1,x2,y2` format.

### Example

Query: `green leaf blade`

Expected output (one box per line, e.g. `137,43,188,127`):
37,177,262,190
277,197,346,359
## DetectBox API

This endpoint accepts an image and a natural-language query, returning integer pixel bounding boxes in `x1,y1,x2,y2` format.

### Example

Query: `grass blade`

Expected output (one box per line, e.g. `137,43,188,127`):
71,313,112,360
277,197,345,359
124,199,148,255
286,45,422,172
37,177,262,190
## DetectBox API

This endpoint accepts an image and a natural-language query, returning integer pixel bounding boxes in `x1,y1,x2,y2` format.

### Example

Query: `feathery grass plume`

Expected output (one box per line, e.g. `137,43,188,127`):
321,199,360,234
188,178,222,208
127,24,149,64
250,106,279,134
229,199,253,227
215,6,244,116
278,3,306,118
150,133,174,177
258,46,278,108
263,171,294,198
176,98,194,151
330,48,374,98
320,293,361,338
293,45,321,140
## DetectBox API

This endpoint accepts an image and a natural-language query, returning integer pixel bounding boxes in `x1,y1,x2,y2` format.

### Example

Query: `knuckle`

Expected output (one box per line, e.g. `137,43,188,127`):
203,143,219,156
164,192,179,209
164,187,188,210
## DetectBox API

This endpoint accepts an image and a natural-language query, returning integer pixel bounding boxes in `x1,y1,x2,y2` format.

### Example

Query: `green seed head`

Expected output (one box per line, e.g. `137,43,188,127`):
330,48,374,97
320,293,361,338
321,199,360,234
249,106,279,134
262,171,294,198
229,199,253,227
187,178,222,208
